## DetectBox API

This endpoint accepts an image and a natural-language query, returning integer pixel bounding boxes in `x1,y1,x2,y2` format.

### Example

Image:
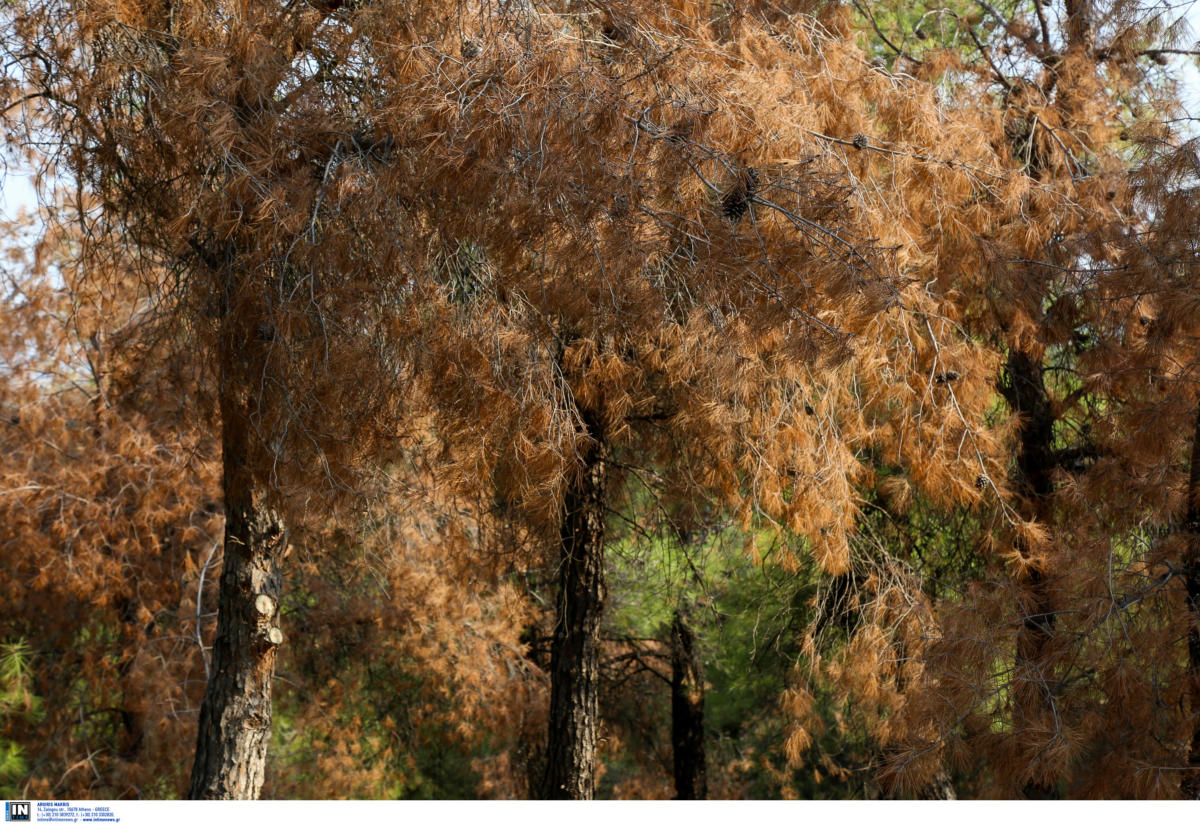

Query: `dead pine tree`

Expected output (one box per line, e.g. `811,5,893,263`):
5,1,417,797
771,0,1200,800
401,4,895,800
18,0,1200,799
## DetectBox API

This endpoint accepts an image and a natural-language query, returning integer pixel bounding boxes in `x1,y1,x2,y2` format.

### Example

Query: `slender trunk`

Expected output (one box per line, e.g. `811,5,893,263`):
188,352,287,800
1182,402,1200,800
113,598,148,769
999,348,1059,799
539,417,608,800
670,611,707,800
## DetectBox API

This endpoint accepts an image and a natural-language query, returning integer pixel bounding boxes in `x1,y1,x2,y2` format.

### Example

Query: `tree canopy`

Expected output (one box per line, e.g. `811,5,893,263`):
2,0,1200,800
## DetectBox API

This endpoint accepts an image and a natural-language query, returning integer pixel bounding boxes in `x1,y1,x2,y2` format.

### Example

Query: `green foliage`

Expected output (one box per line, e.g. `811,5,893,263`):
850,0,990,66
0,640,41,797
603,522,874,798
268,654,486,799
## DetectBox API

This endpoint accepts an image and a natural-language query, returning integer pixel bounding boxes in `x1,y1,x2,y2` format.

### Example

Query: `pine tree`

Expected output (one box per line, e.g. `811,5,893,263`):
5,0,413,797
6,0,1200,800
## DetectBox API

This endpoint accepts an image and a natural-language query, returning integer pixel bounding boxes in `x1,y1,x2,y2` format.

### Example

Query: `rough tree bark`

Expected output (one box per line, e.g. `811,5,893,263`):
915,770,958,801
188,343,287,800
999,348,1059,799
670,610,707,800
539,413,609,800
1182,402,1200,800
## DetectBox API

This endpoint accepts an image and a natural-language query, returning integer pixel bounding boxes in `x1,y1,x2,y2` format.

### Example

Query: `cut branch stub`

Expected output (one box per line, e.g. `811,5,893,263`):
254,594,276,619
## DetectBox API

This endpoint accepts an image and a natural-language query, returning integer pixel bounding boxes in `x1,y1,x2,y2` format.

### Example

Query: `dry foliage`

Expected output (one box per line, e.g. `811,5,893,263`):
2,0,1200,800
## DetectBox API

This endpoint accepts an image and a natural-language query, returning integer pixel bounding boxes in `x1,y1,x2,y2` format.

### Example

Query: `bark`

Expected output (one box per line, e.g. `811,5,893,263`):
188,353,287,800
113,598,147,767
999,348,1059,799
916,770,957,800
670,611,707,800
539,415,609,800
1063,0,1094,55
1182,402,1200,800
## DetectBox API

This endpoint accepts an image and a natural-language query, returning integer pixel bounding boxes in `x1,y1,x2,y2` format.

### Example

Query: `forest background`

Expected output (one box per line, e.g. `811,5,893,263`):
3,0,1200,801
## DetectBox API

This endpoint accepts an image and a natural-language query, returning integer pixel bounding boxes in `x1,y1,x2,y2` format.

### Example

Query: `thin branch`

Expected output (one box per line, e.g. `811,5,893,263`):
850,0,920,65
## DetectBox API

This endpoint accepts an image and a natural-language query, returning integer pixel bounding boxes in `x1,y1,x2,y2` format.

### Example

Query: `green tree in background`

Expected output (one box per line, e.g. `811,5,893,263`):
0,641,40,798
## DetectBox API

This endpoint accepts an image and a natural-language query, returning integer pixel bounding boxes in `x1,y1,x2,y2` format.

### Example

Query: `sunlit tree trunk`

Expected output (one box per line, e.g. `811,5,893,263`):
999,348,1059,799
670,610,707,800
916,770,957,801
1182,402,1200,800
188,340,287,800
539,413,608,800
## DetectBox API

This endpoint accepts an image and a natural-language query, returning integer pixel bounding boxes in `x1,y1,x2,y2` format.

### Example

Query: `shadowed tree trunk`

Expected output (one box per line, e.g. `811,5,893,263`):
188,341,287,800
999,347,1059,800
670,610,707,799
1183,402,1200,800
539,412,609,800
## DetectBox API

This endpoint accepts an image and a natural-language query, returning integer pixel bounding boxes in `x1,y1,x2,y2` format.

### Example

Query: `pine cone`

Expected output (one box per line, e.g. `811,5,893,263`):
852,133,869,150
722,167,758,223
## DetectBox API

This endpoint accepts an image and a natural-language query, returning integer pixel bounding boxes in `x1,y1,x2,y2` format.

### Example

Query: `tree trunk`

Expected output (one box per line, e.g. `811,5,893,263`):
1182,402,1200,800
539,417,608,800
999,348,1059,799
188,354,287,800
916,769,957,800
670,611,707,800
1064,0,1095,55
